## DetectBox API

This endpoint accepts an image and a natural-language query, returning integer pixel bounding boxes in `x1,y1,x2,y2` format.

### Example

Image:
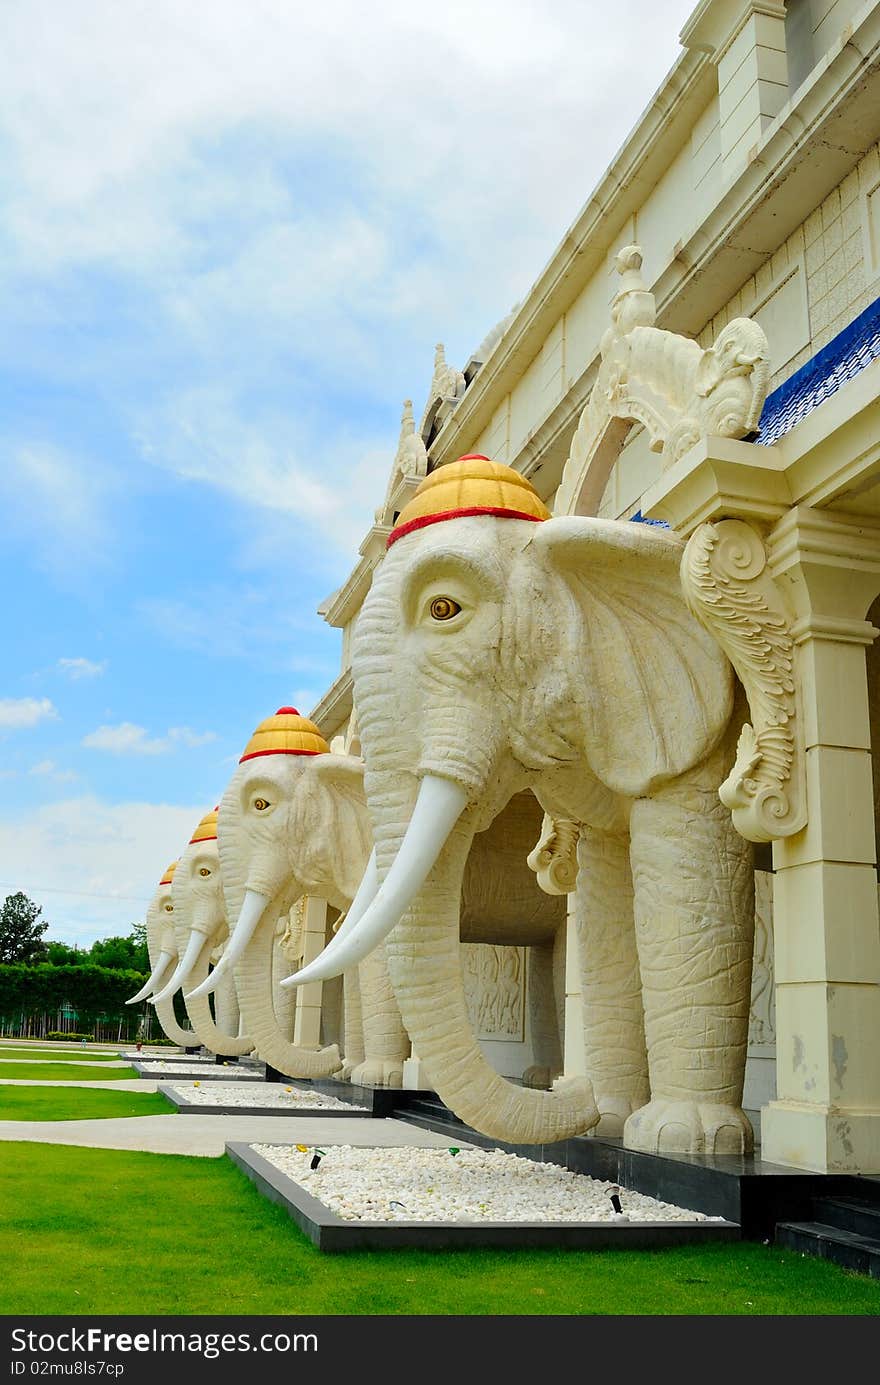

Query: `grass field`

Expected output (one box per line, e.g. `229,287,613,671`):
0,1063,136,1082
0,1047,130,1063
0,1087,174,1121
1,1143,878,1316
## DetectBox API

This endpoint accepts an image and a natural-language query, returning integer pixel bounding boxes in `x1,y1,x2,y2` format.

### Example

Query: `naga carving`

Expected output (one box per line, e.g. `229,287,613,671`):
556,245,770,517
681,518,806,841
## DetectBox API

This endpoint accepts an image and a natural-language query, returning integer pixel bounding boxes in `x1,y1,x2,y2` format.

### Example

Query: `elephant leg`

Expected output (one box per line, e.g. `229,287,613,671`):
624,744,755,1156
522,941,562,1089
350,942,410,1088
574,827,649,1134
340,968,365,1079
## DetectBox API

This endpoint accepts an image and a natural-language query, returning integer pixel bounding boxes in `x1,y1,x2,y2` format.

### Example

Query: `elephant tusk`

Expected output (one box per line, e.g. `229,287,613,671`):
331,847,379,944
126,950,173,1004
281,776,468,988
274,845,380,986
150,932,207,1006
185,888,268,1000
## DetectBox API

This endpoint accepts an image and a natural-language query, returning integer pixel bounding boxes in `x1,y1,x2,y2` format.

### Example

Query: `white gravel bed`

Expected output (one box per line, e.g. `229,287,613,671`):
253,1144,726,1224
169,1082,366,1111
140,1061,262,1077
120,1050,213,1061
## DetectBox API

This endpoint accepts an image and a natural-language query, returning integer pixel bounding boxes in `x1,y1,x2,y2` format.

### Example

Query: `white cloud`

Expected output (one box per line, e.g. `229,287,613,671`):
29,760,78,783
58,657,107,680
0,697,59,729
0,795,206,945
82,721,216,755
0,442,124,579
0,1,698,580
167,727,217,749
82,723,169,755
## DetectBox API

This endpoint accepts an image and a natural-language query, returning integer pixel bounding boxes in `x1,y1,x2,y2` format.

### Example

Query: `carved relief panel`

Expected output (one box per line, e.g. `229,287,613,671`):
461,942,526,1042
750,870,775,1048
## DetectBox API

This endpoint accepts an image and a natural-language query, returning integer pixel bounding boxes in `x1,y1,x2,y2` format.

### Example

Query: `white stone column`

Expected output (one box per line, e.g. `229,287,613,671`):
292,896,327,1048
760,508,880,1172
561,908,586,1079
681,0,789,172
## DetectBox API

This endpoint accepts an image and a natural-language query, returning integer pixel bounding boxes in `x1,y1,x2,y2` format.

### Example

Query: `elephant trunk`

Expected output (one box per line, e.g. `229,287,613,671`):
372,769,598,1145
153,994,198,1049
234,899,342,1078
181,945,254,1057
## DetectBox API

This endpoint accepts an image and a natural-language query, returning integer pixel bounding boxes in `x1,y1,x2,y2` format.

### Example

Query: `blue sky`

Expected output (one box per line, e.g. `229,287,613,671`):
0,0,696,944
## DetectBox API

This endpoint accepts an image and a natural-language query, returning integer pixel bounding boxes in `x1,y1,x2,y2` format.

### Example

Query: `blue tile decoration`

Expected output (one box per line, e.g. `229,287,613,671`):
756,294,880,445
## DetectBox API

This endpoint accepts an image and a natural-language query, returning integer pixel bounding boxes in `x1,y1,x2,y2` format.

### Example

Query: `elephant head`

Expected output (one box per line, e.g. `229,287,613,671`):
150,808,253,1057
126,861,197,1048
289,455,737,1145
188,708,370,1077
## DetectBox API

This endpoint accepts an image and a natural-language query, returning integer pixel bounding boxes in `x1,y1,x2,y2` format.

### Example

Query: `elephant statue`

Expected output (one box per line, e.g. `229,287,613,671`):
126,861,199,1049
288,455,755,1155
148,809,254,1057
193,707,568,1088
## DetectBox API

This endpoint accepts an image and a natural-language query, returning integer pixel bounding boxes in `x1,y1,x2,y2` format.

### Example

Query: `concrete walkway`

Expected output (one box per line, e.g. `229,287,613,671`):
0,1113,461,1156
0,1077,157,1091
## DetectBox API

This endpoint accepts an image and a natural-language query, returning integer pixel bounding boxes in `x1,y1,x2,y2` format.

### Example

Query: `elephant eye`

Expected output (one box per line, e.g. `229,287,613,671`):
164,904,173,913
198,867,211,878
429,596,461,621
253,797,271,812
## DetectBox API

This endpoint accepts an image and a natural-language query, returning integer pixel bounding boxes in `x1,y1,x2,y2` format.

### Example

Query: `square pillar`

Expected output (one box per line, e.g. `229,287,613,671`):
760,508,880,1172
562,907,586,1079
681,1,789,173
292,896,327,1048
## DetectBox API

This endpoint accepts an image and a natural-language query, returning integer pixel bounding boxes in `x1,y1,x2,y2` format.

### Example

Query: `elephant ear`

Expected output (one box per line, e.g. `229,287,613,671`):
309,754,373,903
533,517,733,798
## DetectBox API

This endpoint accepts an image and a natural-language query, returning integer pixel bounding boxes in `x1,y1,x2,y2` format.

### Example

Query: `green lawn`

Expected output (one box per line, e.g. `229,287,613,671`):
0,1087,175,1121
0,1143,878,1316
0,1062,136,1082
0,1047,128,1063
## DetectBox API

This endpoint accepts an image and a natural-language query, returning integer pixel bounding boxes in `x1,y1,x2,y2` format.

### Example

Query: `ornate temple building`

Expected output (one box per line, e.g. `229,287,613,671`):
307,0,880,1174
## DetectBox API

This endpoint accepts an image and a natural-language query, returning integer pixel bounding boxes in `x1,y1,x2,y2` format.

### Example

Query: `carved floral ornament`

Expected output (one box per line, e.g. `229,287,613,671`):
681,520,806,842
554,245,771,518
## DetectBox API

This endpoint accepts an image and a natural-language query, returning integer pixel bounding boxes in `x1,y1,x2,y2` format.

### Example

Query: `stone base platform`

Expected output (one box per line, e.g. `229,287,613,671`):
226,1141,740,1253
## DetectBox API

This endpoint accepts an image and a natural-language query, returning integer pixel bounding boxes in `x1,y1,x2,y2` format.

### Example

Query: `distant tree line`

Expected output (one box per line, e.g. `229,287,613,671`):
0,892,154,1041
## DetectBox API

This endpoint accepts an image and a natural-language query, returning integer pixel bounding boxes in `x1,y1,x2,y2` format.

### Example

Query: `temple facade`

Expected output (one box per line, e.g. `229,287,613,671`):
309,0,880,1173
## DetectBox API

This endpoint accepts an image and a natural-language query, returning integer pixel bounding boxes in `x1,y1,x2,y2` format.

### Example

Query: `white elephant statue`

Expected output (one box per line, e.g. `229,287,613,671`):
148,809,253,1058
195,708,568,1088
126,861,199,1049
289,456,755,1156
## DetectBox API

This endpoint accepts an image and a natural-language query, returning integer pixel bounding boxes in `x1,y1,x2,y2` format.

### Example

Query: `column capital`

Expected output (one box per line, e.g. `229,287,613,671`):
680,0,786,63
767,506,880,625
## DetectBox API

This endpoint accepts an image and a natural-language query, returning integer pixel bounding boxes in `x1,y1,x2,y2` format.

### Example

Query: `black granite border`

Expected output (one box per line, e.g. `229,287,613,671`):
268,1075,436,1118
563,1136,874,1241
158,1083,372,1118
225,1141,741,1253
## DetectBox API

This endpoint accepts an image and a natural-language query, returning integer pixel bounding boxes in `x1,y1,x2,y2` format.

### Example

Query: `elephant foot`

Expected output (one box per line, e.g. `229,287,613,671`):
521,1065,554,1090
623,1099,754,1156
588,1095,647,1140
351,1058,404,1089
